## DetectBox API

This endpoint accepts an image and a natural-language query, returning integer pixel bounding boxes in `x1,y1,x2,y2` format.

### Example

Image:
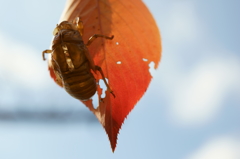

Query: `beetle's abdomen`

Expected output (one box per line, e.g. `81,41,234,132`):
63,70,97,100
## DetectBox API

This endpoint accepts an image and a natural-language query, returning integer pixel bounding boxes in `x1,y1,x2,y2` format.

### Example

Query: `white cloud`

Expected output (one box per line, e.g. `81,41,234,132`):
169,54,240,126
0,32,50,90
0,32,52,108
186,136,240,159
0,32,85,110
151,1,240,127
163,1,205,43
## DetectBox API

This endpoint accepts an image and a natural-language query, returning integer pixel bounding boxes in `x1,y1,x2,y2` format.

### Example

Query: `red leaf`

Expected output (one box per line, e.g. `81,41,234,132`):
50,0,161,151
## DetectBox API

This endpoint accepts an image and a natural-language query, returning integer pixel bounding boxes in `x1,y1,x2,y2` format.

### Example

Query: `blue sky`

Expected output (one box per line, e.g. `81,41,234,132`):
0,0,239,159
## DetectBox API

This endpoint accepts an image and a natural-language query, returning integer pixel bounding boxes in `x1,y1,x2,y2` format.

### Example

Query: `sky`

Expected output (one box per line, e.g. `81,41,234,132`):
0,0,239,159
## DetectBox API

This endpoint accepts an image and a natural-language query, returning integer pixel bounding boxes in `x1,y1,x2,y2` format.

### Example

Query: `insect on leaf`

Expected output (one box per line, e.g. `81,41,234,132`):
49,0,161,151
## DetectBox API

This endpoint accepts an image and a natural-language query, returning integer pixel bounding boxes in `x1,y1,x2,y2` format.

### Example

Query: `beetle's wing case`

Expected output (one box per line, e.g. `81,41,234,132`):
51,29,89,73
51,45,69,73
50,28,97,100
48,57,63,87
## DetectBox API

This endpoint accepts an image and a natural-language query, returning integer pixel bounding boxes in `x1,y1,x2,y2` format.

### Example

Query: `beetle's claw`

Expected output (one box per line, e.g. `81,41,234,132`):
110,91,116,98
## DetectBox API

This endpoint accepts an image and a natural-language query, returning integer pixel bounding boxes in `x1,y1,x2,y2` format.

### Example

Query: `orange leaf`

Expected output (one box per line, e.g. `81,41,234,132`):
51,0,161,151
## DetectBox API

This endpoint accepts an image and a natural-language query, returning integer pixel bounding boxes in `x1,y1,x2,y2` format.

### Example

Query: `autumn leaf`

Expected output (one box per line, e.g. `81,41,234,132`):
48,0,161,152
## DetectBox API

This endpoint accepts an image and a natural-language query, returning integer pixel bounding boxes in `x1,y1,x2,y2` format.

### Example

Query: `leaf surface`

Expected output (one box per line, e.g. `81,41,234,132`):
50,0,161,151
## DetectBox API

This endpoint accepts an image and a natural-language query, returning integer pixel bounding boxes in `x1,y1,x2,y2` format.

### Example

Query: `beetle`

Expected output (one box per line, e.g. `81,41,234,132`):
42,17,115,101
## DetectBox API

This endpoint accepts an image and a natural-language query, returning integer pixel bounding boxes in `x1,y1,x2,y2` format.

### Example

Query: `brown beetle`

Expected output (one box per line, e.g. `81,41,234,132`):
42,17,115,100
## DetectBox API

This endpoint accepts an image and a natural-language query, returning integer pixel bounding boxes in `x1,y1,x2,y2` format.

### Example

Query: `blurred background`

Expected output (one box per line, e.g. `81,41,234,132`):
0,0,239,158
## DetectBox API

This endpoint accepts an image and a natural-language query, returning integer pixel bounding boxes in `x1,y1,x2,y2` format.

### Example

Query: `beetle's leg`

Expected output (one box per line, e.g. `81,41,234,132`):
86,34,114,46
73,17,84,36
42,49,52,61
95,66,115,98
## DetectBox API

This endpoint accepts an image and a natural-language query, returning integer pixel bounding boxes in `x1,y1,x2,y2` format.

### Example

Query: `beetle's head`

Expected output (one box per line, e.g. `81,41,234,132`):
53,21,77,35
